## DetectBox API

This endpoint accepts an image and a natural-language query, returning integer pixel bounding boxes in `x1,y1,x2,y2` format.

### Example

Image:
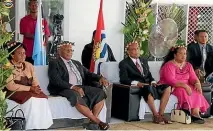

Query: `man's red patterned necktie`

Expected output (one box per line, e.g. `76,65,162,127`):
136,60,143,73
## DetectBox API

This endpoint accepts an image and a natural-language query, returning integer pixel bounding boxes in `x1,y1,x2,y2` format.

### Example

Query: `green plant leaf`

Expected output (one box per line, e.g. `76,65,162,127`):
176,39,185,45
0,1,14,130
140,40,149,57
147,12,155,25
122,0,155,56
1,11,9,16
143,8,152,15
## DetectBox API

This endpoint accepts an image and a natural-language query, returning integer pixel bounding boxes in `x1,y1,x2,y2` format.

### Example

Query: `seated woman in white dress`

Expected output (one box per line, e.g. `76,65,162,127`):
5,42,53,130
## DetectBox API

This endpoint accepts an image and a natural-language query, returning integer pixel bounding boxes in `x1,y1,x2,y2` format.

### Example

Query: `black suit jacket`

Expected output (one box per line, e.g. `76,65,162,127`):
47,58,101,95
81,43,116,70
119,57,155,85
187,43,213,70
205,52,213,77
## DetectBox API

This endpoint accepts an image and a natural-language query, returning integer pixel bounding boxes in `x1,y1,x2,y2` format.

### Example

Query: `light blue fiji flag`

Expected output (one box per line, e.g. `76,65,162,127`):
32,0,46,65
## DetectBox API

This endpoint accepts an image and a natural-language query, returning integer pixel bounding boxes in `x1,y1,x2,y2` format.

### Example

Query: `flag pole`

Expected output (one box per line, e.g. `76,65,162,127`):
32,0,46,65
38,0,45,65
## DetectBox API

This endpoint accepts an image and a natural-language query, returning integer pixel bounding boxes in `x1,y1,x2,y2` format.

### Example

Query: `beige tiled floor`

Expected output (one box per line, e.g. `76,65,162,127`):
58,117,213,130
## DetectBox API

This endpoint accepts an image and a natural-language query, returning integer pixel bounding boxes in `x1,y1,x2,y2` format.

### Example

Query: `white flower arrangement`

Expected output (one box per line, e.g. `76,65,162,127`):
122,0,155,56
142,29,149,35
141,37,146,41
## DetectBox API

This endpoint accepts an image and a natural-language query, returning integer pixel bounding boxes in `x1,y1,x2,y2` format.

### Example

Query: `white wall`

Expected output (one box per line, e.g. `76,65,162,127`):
67,0,125,62
16,0,125,62
15,0,26,41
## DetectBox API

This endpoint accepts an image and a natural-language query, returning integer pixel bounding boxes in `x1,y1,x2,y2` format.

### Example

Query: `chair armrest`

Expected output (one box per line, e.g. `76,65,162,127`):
111,83,141,121
200,83,212,118
202,83,212,92
113,83,140,94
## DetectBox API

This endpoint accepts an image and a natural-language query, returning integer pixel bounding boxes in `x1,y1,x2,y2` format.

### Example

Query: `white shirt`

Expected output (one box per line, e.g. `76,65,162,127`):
129,57,156,86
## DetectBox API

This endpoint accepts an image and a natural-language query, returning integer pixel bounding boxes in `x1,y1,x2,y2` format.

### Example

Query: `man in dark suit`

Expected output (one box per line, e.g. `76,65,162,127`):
119,43,172,124
48,41,110,130
187,30,213,78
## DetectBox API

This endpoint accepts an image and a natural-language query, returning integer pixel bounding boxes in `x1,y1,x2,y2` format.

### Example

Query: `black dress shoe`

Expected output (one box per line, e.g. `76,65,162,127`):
191,116,205,124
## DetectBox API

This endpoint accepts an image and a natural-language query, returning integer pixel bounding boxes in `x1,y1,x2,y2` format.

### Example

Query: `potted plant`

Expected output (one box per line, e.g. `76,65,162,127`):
122,0,155,57
122,0,186,58
0,1,14,130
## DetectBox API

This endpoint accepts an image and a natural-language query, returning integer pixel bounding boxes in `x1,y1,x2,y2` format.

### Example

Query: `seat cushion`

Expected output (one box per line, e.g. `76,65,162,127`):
100,62,120,83
6,96,107,122
139,94,178,119
47,96,86,119
100,61,163,83
5,97,86,119
34,65,50,95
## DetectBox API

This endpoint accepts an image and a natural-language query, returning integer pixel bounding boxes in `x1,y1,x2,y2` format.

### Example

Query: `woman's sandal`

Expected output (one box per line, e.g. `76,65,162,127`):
191,115,205,124
152,115,165,125
161,115,173,124
98,121,110,130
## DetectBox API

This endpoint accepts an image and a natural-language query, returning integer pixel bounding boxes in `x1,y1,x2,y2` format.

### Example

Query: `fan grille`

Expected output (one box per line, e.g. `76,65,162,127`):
124,3,213,61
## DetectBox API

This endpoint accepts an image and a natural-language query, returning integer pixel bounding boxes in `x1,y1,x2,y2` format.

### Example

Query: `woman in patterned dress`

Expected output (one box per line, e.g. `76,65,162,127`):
5,42,53,129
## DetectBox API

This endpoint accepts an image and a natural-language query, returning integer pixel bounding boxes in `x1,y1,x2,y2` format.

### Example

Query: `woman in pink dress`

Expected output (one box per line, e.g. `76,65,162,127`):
159,45,209,124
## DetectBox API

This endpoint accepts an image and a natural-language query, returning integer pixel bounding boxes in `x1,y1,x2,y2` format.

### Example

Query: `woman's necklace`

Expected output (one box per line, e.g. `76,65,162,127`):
11,60,24,71
173,60,184,70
